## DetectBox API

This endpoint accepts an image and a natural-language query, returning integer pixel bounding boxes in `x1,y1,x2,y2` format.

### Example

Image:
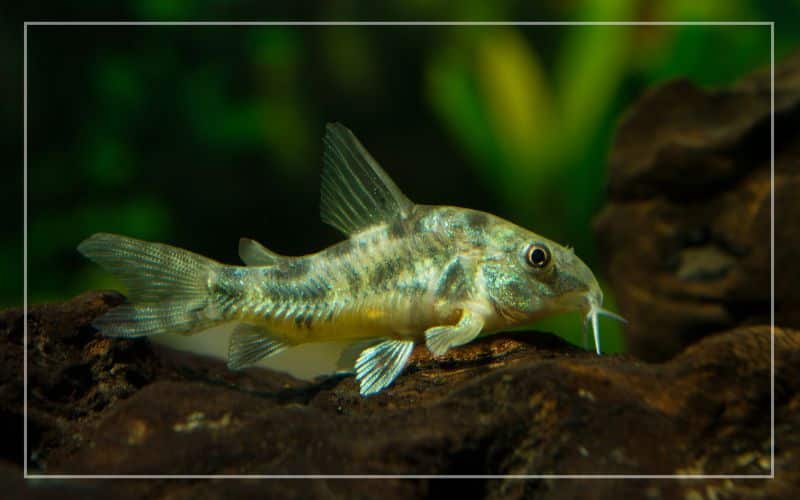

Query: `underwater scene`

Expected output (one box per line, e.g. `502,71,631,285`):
5,4,800,498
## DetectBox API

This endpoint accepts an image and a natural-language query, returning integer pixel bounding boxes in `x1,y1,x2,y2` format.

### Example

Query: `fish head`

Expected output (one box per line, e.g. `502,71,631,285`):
478,215,625,353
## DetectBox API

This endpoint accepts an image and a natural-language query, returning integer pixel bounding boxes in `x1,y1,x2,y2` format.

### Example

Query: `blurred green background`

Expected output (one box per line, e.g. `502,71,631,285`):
12,3,800,356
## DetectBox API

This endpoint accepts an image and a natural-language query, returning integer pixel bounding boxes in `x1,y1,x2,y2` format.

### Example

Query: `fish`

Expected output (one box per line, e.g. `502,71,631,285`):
78,122,626,396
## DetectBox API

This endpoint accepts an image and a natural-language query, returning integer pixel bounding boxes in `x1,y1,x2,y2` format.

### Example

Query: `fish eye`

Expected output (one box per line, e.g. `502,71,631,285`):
526,244,550,268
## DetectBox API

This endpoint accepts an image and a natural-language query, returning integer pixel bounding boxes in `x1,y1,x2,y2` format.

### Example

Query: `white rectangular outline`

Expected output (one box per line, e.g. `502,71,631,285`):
23,21,775,480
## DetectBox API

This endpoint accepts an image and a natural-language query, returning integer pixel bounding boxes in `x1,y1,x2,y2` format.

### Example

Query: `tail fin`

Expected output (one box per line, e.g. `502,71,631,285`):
78,233,220,337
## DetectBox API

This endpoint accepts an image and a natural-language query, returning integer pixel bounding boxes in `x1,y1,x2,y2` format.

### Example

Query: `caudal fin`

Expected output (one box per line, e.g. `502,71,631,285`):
78,233,220,337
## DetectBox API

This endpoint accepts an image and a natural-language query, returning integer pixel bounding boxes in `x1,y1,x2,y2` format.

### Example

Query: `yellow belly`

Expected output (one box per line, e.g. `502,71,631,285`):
241,298,433,345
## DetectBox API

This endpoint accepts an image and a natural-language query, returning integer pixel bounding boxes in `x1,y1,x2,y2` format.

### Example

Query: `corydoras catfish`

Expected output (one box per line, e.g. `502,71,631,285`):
78,123,625,396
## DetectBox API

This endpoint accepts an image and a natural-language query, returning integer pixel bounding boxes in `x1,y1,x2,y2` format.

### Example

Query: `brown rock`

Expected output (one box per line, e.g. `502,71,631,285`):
1,291,796,499
595,51,800,361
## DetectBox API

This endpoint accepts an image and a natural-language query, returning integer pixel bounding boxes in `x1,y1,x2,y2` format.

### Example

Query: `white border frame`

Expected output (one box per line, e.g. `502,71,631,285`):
23,21,775,480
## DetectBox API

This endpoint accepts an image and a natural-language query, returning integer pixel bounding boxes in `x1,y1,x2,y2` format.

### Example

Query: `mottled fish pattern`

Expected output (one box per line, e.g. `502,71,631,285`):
79,123,624,396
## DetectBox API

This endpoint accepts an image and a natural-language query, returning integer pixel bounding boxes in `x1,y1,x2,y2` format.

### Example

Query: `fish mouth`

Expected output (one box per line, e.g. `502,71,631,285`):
583,292,627,355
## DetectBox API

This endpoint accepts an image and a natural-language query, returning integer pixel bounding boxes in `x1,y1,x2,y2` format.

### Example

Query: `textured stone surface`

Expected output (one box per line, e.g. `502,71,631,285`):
595,51,800,361
1,291,796,499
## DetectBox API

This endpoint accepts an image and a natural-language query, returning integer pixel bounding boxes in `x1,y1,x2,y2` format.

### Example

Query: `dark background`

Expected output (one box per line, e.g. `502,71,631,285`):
7,3,799,352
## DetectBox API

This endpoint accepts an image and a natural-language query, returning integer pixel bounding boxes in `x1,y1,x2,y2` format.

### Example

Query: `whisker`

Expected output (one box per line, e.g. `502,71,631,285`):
596,307,628,324
591,310,601,355
586,305,627,356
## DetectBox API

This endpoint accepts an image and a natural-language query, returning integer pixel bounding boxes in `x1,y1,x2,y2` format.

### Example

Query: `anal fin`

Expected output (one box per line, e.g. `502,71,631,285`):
354,339,415,396
336,339,381,374
227,323,289,370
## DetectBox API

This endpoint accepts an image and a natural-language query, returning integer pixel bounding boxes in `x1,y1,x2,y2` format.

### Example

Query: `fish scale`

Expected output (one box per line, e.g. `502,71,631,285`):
78,122,625,396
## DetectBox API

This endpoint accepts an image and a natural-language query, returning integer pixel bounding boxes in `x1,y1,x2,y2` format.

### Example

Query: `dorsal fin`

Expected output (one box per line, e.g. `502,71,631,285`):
320,123,414,236
238,238,282,266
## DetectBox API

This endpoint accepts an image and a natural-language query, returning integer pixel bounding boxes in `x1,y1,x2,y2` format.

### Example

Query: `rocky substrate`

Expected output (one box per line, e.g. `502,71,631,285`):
595,50,800,362
1,291,796,499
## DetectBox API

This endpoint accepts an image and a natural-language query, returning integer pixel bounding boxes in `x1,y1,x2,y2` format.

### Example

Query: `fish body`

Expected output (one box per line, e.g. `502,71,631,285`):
79,123,624,396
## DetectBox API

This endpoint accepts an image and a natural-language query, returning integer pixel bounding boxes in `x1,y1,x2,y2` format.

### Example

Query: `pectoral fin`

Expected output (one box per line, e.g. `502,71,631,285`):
354,339,415,396
227,323,289,370
425,308,485,357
